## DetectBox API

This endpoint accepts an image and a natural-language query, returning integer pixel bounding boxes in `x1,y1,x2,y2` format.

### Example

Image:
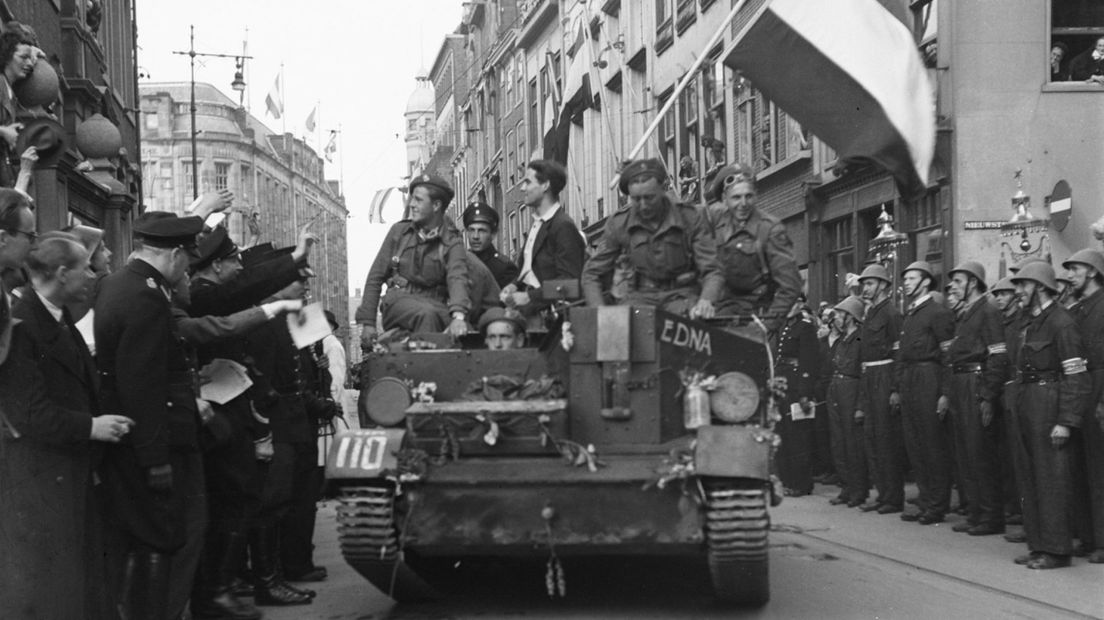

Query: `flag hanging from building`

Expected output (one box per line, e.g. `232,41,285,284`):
305,106,317,132
324,131,337,162
265,74,283,119
724,0,935,197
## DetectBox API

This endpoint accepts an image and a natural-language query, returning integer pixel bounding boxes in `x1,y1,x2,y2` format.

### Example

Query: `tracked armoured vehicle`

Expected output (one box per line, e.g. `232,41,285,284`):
328,305,778,605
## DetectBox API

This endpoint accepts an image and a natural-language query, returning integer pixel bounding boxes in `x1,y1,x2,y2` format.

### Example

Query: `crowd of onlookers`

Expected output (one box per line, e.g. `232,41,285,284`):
1050,36,1104,84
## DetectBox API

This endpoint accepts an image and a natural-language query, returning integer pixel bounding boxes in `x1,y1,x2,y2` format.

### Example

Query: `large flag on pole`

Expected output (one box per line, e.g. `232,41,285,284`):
724,0,934,197
305,106,317,133
324,130,337,163
264,74,283,119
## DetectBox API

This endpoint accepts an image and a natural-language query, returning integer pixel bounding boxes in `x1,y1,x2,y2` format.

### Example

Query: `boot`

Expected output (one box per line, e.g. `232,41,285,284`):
118,551,171,620
249,526,311,606
268,524,316,599
192,531,262,619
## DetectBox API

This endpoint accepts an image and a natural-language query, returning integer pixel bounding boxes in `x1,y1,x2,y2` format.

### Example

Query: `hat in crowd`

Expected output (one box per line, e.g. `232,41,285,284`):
834,296,865,322
990,276,1016,294
323,309,338,331
901,260,936,282
1011,261,1059,293
133,211,203,250
1009,257,1047,274
409,173,455,206
1062,248,1104,276
949,261,988,293
706,163,756,202
63,224,104,254
462,201,500,229
15,117,67,168
239,242,275,268
618,158,667,194
477,307,527,335
858,263,892,285
190,226,240,272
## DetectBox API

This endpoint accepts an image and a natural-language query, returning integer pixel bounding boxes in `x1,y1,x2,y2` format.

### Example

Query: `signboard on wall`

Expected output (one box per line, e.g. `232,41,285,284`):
963,221,1005,230
1048,180,1071,232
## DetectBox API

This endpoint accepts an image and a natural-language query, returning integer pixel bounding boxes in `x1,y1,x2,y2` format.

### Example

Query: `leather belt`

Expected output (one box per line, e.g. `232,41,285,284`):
861,359,893,371
1017,370,1059,384
637,273,691,291
953,362,983,374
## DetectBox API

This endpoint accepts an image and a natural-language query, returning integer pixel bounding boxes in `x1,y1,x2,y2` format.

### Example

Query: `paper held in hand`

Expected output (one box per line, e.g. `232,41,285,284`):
287,301,330,349
199,358,254,405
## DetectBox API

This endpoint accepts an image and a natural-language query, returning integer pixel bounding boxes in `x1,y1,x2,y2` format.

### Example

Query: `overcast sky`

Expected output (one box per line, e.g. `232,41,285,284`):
135,0,465,293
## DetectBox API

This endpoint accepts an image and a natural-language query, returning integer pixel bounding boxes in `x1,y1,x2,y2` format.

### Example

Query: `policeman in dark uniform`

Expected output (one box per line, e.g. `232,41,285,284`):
706,164,802,333
774,297,820,496
462,201,519,289
895,261,955,525
356,174,470,348
941,261,1007,535
853,263,905,514
581,158,723,318
1009,261,1090,569
187,226,316,617
828,296,869,507
1062,249,1104,563
95,211,205,619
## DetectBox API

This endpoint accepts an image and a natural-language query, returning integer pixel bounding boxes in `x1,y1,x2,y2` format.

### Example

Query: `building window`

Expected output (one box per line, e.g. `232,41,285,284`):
505,129,516,186
825,216,854,302
182,161,195,198
659,93,676,175
1051,0,1104,82
733,79,754,166
517,120,526,166
240,164,252,202
144,113,158,130
528,78,539,149
214,162,230,191
656,0,674,53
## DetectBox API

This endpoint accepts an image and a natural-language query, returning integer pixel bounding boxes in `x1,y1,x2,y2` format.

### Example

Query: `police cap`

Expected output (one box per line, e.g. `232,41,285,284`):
477,307,527,335
133,211,203,250
190,226,240,272
409,173,455,206
618,158,667,194
462,201,500,230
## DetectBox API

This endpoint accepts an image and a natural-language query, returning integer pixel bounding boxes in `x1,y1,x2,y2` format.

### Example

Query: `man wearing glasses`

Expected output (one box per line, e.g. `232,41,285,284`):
706,164,802,334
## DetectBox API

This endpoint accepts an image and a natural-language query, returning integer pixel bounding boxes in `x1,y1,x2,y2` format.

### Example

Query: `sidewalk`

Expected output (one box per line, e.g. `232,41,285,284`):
772,484,1104,619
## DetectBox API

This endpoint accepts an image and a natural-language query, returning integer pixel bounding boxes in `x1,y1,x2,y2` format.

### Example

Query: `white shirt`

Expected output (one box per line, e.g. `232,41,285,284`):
35,290,64,323
519,203,561,288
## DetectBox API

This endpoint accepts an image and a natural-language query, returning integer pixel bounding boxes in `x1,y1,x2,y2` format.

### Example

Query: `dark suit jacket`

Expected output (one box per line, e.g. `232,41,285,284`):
517,207,586,300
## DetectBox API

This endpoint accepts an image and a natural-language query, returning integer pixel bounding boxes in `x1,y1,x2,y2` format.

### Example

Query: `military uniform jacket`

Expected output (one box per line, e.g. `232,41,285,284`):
355,219,470,324
246,318,314,443
1073,288,1104,414
95,259,199,467
894,294,953,387
857,297,901,411
582,199,724,305
1018,301,1090,428
709,205,802,325
942,297,1006,402
832,329,863,379
474,244,520,289
775,313,820,398
466,250,503,322
994,307,1024,384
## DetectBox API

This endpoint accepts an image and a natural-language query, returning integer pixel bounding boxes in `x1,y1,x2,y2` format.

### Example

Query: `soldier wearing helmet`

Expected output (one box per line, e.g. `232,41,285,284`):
895,261,955,525
990,275,1027,535
827,296,870,508
1008,261,1091,569
941,261,1007,536
853,263,905,514
1061,248,1104,564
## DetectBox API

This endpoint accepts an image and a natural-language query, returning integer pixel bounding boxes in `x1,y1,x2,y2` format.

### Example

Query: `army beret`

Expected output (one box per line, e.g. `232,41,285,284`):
190,226,240,272
133,211,203,249
409,173,455,205
618,158,668,194
477,307,527,334
707,163,757,202
462,201,500,229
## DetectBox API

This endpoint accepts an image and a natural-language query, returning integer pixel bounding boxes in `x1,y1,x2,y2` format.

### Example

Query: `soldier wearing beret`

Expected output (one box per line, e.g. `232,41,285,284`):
706,164,802,333
581,158,723,318
463,201,519,289
356,174,470,348
94,211,207,618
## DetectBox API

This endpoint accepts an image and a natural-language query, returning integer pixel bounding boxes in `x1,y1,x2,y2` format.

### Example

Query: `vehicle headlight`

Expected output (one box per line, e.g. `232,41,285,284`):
709,371,760,423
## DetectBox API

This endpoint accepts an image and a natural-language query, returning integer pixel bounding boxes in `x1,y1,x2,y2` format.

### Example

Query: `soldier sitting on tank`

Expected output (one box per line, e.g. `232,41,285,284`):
580,158,723,319
478,307,527,351
356,174,471,349
705,164,802,334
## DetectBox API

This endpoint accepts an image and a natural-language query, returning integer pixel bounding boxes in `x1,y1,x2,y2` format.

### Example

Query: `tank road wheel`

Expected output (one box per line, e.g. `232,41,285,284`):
336,485,438,602
702,481,770,606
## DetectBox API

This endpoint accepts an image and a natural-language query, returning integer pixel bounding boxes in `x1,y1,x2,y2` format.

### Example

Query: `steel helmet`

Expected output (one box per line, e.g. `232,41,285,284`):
1010,261,1059,293
901,260,935,281
1009,257,1047,274
949,261,988,292
1062,248,1104,276
990,276,1016,294
834,296,865,322
858,264,892,285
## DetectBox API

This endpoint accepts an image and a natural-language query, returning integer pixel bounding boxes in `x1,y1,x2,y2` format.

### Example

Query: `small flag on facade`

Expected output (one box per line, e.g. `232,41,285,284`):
305,106,317,133
265,74,283,119
324,130,337,162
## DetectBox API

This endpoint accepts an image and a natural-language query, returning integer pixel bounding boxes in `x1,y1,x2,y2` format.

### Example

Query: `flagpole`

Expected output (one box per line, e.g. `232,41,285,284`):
608,0,748,189
338,124,344,198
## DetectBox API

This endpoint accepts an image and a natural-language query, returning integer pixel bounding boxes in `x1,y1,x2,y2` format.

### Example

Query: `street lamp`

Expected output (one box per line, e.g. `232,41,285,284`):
173,25,252,199
868,203,908,307
998,169,1050,276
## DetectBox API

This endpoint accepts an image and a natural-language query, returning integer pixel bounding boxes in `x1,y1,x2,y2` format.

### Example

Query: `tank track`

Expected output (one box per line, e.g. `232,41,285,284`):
336,485,437,602
702,481,771,605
